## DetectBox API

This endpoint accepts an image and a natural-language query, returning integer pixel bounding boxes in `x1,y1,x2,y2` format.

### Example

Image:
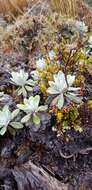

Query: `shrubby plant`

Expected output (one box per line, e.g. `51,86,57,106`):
1,14,91,135
11,70,36,97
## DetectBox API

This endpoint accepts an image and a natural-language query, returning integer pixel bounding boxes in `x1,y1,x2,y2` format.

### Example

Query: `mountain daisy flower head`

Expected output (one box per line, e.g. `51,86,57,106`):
47,71,82,109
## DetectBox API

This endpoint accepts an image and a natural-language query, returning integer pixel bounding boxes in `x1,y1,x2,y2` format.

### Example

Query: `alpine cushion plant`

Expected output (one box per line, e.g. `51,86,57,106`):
11,70,36,97
0,105,23,136
47,71,82,109
17,95,48,125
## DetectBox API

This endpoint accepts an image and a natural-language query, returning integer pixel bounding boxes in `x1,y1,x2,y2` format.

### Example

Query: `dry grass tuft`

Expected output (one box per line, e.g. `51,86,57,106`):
0,0,29,17
0,0,92,28
51,0,92,28
50,0,76,17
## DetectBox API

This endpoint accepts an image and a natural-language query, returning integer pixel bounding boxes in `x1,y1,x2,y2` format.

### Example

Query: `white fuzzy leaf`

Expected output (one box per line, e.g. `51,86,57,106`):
21,114,31,123
10,122,24,129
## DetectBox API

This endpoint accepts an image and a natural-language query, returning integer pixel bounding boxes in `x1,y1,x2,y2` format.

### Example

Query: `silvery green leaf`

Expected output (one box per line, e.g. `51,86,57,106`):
10,122,24,129
26,79,36,86
21,114,31,123
68,87,80,91
47,87,60,94
66,94,82,104
17,104,26,111
0,127,7,135
38,105,48,112
33,95,40,109
11,109,20,120
22,87,27,97
57,94,64,109
25,85,33,91
33,114,40,125
1,106,11,126
17,88,23,96
3,105,9,112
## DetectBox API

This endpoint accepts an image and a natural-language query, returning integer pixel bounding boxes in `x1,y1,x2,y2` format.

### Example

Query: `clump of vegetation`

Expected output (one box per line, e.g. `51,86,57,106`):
0,5,92,137
0,2,92,189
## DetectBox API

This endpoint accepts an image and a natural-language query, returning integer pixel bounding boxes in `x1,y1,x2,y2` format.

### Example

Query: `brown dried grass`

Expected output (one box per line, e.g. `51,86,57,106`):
50,0,76,17
51,0,92,28
0,0,29,16
0,0,92,28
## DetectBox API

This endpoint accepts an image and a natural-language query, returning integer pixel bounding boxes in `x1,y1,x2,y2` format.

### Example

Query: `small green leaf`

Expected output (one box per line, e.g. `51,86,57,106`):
33,114,40,125
21,114,31,123
10,122,24,129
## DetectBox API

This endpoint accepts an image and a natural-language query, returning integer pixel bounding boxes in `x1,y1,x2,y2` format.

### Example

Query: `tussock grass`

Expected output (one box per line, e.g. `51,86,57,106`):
0,0,92,28
51,0,76,17
51,0,92,28
0,0,29,16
